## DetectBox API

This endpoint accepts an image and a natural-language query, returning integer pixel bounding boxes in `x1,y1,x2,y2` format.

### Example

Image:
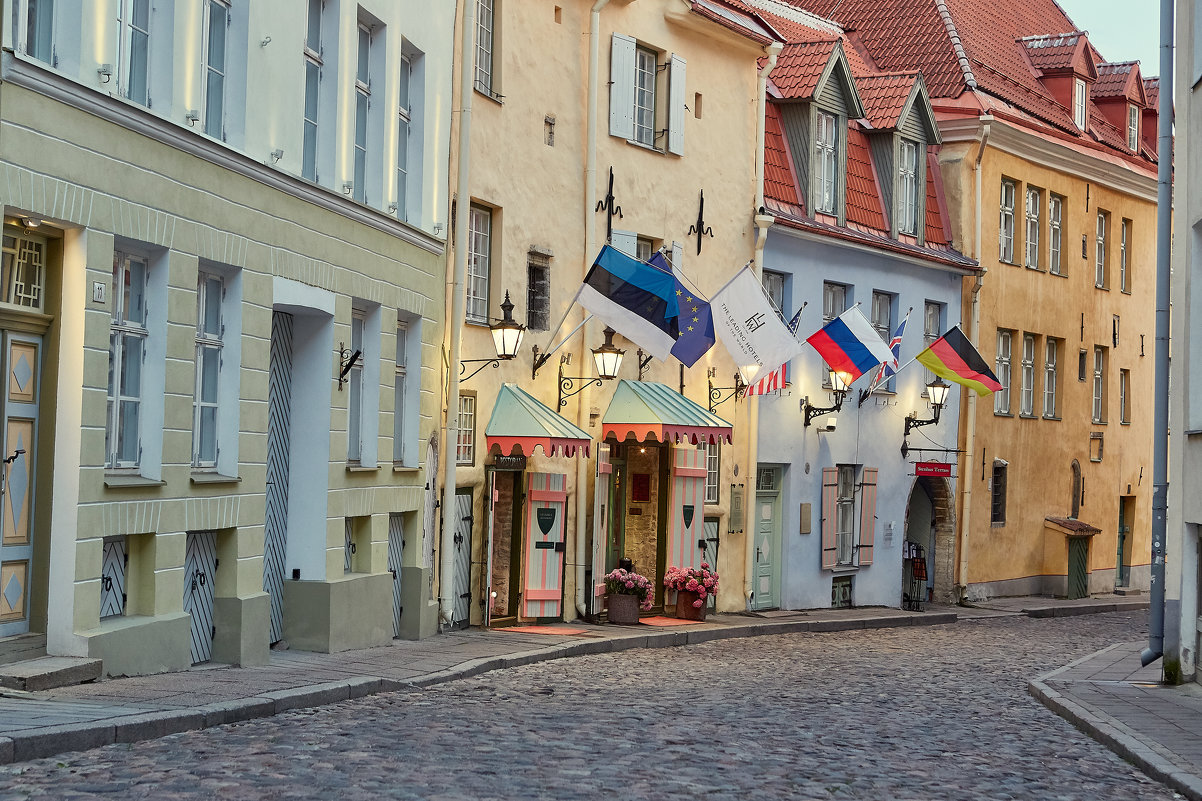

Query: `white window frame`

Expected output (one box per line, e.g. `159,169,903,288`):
527,252,550,331
474,0,495,96
1049,195,1063,275
456,394,476,465
301,0,323,182
999,180,1015,262
201,0,229,140
348,311,366,463
702,441,719,505
835,465,856,566
634,46,657,147
763,270,786,315
119,0,151,106
822,281,847,323
1119,368,1130,424
1073,78,1087,129
923,301,942,385
1020,333,1035,416
897,139,918,235
393,320,408,464
1127,104,1139,150
1,228,46,312
393,313,421,467
107,253,149,468
1025,188,1040,269
13,0,54,63
814,111,837,214
1044,339,1058,419
352,21,372,204
192,272,223,468
396,53,412,221
466,205,492,324
1120,219,1130,292
1096,211,1108,288
1093,346,1106,423
994,330,1012,414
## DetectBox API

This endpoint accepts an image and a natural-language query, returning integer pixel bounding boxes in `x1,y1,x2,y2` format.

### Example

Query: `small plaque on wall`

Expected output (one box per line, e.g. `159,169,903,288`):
632,473,651,503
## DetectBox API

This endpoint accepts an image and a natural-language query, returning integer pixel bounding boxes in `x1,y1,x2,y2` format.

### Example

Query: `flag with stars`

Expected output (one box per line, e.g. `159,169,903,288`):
649,252,715,367
577,245,680,361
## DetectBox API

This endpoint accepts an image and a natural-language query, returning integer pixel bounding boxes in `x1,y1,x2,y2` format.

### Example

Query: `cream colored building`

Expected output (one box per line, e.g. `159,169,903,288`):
1,0,452,675
441,0,780,627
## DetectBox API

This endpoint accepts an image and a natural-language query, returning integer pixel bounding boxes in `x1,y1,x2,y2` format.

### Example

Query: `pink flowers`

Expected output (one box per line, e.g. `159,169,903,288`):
604,568,654,610
663,563,720,604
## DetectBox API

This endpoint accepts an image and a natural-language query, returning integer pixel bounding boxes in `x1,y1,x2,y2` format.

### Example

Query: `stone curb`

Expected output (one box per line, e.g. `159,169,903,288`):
1023,600,1150,618
0,612,957,765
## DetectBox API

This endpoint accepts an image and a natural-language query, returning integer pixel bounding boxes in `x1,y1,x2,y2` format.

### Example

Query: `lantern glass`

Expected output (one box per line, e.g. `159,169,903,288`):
829,369,851,393
927,378,951,407
593,346,624,379
491,321,524,359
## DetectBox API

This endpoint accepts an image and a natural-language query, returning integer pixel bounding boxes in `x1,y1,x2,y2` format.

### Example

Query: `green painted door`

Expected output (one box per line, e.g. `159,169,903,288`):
751,468,780,611
1068,537,1089,600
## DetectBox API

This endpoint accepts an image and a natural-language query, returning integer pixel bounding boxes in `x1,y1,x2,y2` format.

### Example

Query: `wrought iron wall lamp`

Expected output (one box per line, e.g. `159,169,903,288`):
903,378,950,436
802,368,850,427
557,328,625,412
708,368,746,413
460,292,526,382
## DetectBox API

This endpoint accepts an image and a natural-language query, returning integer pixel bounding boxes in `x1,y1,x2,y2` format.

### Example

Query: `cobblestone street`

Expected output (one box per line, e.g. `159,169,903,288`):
0,612,1178,800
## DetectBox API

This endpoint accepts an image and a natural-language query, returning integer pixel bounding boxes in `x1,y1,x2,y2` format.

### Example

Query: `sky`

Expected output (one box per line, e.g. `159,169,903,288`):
1053,0,1165,78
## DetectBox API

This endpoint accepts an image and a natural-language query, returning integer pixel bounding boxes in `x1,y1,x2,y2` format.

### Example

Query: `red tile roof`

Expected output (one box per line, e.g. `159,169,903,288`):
764,104,803,209
689,0,781,46
857,72,919,129
1093,62,1147,105
1017,32,1090,74
1144,77,1160,108
845,126,887,230
773,39,840,99
923,152,949,247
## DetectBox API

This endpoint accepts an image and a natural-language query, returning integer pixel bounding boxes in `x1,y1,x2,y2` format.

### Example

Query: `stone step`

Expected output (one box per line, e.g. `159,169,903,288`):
0,656,103,692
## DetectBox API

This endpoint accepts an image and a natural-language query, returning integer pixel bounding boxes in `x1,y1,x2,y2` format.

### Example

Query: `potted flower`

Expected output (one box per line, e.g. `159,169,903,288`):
664,562,719,621
603,568,653,625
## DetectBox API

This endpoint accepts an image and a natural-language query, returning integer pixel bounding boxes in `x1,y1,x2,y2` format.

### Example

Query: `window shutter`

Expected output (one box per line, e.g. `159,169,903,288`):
671,240,683,272
857,467,877,566
610,229,637,256
667,54,686,155
820,467,838,570
609,34,636,139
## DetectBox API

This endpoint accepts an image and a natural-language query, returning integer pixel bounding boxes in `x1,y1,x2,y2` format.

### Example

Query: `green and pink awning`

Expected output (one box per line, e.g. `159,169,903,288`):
485,384,592,458
601,380,732,445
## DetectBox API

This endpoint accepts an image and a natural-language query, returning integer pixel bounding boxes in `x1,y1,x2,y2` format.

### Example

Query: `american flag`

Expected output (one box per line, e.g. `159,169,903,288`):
744,362,788,396
867,311,910,392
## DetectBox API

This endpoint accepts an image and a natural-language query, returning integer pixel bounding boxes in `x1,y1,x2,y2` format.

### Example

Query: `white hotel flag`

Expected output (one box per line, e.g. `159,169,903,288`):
711,266,805,384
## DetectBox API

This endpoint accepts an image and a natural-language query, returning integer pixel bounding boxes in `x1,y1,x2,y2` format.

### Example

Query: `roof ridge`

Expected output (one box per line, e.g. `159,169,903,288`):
743,0,843,35
1017,31,1085,44
932,0,977,90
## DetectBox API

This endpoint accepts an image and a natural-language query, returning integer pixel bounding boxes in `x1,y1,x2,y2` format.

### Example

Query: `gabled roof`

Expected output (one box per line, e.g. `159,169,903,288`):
688,0,782,46
772,38,867,118
857,72,941,142
845,126,887,231
1093,62,1147,105
1144,77,1160,108
1017,32,1097,80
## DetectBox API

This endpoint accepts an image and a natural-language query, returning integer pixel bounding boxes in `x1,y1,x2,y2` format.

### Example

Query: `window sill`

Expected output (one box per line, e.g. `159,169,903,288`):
464,318,490,327
624,138,666,155
104,473,167,488
392,465,420,474
1043,415,1062,421
831,565,859,575
346,464,380,473
1120,420,1131,426
1095,284,1110,291
1025,264,1044,272
1092,419,1108,426
473,85,504,106
991,522,1006,528
1018,413,1039,419
993,411,1014,418
190,472,241,485
1049,270,1067,278
1121,289,1132,296
999,259,1015,266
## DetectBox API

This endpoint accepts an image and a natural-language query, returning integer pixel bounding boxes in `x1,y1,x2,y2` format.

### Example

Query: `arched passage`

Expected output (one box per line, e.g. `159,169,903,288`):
904,475,956,604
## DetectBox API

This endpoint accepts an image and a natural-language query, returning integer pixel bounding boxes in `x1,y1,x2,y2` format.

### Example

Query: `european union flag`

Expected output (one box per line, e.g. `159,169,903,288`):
649,252,715,368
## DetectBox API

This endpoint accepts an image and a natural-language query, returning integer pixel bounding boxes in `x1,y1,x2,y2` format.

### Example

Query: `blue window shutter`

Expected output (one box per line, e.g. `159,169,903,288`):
667,54,686,155
609,34,636,139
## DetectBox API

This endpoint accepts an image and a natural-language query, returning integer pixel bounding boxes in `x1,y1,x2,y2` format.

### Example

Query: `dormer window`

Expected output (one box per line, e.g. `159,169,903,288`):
1073,78,1087,129
1127,104,1139,150
814,111,838,214
897,139,918,235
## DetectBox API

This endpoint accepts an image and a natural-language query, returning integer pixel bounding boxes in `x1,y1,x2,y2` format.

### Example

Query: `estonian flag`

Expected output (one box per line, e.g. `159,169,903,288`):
578,246,680,362
915,325,1003,396
648,251,715,367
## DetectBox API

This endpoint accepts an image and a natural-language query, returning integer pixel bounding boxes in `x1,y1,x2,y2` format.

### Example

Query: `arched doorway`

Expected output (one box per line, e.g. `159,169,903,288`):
903,476,955,604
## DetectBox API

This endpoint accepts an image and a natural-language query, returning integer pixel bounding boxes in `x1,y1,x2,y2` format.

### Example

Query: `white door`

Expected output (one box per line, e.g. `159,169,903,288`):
751,468,780,611
0,332,40,637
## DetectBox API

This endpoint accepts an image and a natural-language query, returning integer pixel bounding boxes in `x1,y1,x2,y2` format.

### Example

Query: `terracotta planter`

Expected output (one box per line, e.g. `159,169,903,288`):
607,592,641,625
674,589,708,621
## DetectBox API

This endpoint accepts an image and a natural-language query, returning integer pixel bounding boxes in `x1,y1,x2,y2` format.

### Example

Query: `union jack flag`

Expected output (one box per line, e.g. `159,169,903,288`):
867,311,910,392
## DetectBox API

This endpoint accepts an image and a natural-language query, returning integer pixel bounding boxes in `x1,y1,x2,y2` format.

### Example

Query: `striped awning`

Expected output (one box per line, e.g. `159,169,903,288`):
485,383,592,458
601,380,733,445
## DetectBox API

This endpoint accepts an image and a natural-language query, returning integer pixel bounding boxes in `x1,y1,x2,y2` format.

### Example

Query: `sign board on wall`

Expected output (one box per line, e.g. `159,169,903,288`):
915,462,953,478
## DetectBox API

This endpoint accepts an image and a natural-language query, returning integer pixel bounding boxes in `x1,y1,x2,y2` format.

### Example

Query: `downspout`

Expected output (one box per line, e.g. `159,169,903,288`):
955,114,990,602
745,43,782,604
439,0,475,626
1142,0,1173,667
575,0,611,619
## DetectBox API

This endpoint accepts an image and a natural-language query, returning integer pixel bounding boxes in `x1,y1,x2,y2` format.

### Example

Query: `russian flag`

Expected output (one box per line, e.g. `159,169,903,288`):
805,306,895,384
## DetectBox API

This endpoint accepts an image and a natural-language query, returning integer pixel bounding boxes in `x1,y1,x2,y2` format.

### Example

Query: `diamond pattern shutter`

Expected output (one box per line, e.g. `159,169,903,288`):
184,531,217,664
857,467,878,566
388,513,404,638
100,538,126,618
821,467,838,570
263,311,293,643
609,33,636,139
667,54,686,155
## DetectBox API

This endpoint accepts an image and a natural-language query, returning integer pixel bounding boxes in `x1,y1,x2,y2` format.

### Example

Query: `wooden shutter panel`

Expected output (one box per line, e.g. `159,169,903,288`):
609,34,636,139
820,467,838,570
858,467,878,566
610,229,637,256
667,54,686,155
671,240,683,272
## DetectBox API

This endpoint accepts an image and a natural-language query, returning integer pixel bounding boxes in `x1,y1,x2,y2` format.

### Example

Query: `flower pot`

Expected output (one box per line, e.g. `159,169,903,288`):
674,589,708,621
607,592,641,625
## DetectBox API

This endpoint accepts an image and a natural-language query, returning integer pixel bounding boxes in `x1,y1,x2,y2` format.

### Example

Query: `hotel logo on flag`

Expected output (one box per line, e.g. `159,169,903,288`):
711,266,805,384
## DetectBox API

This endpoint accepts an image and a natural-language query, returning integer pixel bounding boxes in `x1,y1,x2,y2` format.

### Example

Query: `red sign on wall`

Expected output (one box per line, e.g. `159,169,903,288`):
915,461,953,478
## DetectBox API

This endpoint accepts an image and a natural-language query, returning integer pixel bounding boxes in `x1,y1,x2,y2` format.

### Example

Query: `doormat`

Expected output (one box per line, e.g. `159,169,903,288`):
639,616,704,627
497,626,590,636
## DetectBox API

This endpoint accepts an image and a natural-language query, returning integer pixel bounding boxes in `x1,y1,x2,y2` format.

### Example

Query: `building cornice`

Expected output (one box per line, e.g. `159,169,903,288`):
769,214,979,275
0,51,446,256
938,114,1158,203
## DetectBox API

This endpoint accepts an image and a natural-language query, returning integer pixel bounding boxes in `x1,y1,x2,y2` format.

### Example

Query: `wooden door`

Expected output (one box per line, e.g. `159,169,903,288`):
184,531,217,664
703,518,720,610
1068,537,1089,600
263,311,293,644
450,490,473,628
0,332,39,637
522,473,568,619
751,468,780,611
388,513,404,638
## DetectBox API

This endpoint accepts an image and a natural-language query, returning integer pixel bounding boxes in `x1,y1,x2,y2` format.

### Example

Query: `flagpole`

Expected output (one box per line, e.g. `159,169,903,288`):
865,307,913,395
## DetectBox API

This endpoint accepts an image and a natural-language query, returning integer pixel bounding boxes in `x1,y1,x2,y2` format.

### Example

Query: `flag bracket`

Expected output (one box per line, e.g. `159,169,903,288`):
636,349,653,381
707,370,745,414
596,167,623,245
686,190,714,255
558,358,603,414
802,389,846,427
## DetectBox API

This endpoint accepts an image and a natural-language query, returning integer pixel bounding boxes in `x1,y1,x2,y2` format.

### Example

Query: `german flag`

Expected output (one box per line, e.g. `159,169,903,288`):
915,326,1003,397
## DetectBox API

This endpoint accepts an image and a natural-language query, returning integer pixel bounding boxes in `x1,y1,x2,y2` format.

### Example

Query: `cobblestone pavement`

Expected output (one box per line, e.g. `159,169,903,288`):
0,611,1179,800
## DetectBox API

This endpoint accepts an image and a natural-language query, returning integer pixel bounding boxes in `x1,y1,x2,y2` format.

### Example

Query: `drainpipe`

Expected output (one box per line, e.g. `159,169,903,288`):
574,0,611,619
744,43,782,604
1142,0,1172,667
439,0,475,627
955,114,990,602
